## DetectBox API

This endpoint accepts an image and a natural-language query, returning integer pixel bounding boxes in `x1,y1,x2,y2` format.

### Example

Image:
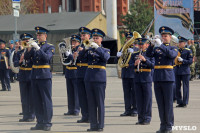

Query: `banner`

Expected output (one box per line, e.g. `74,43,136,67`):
154,0,194,38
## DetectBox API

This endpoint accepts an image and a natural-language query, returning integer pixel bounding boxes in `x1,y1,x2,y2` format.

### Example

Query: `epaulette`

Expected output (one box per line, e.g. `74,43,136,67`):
47,43,53,45
6,48,9,49
133,50,140,54
185,48,191,51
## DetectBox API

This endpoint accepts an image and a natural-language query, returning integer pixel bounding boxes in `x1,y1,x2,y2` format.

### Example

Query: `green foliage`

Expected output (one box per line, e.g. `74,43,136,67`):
121,0,154,34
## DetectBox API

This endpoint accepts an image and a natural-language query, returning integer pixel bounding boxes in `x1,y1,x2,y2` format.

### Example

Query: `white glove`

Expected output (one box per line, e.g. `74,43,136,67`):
178,57,183,62
128,48,134,53
117,52,122,57
90,42,99,49
153,38,162,47
154,35,161,39
30,41,40,50
85,45,90,50
65,51,70,56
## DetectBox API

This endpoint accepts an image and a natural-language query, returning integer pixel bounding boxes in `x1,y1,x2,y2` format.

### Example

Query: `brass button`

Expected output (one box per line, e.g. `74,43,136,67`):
37,61,38,63
158,62,160,64
159,57,161,59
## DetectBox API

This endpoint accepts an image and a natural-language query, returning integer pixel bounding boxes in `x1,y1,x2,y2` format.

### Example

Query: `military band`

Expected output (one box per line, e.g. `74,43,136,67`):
0,24,199,133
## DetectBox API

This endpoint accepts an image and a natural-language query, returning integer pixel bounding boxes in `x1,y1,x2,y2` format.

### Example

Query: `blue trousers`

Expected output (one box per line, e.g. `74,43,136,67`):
85,82,106,129
66,78,80,114
0,69,10,90
19,81,35,119
77,78,89,120
122,78,137,114
176,74,190,105
154,81,174,131
135,82,152,123
32,79,53,127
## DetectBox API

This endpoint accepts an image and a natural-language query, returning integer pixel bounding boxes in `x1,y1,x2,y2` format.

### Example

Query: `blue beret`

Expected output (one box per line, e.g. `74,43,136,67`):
79,27,91,35
0,39,6,44
159,26,174,35
71,35,81,42
125,32,133,38
20,33,33,40
9,40,14,44
135,38,148,45
35,26,49,34
15,39,19,42
178,36,188,42
91,28,105,37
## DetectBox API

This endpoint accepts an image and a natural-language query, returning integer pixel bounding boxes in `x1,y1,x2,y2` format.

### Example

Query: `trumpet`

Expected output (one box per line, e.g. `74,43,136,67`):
136,50,142,73
21,38,38,48
83,39,94,47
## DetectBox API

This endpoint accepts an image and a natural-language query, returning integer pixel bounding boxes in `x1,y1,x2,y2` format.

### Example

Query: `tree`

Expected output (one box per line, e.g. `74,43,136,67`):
121,0,154,34
0,0,39,15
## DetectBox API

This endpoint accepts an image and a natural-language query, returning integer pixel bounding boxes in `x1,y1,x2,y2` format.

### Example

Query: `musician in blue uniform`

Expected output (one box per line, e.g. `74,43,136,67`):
79,28,110,132
74,27,91,123
132,38,154,125
0,39,11,91
8,40,17,83
24,26,55,131
146,26,178,133
64,35,80,116
175,36,193,108
116,32,138,117
14,33,35,122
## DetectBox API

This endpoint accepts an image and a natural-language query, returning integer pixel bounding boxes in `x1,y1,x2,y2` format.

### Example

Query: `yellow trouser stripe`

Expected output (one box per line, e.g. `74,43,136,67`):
88,65,106,69
77,63,88,67
154,65,173,69
66,66,77,70
20,67,32,71
32,65,50,69
134,69,151,72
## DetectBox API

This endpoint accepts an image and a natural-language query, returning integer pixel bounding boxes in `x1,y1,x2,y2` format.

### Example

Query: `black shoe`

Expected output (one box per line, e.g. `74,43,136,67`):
0,89,6,91
141,122,150,125
182,104,187,108
97,128,103,132
43,126,51,131
73,113,79,116
87,128,98,132
8,89,11,91
19,118,34,122
120,112,131,116
19,112,23,115
135,121,143,125
64,112,73,115
77,119,89,123
176,104,184,107
131,113,137,117
30,125,44,130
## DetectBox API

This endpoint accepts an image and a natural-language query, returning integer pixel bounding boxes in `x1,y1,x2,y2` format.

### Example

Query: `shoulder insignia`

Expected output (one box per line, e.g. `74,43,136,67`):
174,49,177,51
6,48,9,49
185,48,190,51
133,50,140,54
47,43,54,46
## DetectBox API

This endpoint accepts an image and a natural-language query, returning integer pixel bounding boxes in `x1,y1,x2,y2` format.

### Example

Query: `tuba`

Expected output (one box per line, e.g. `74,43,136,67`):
58,37,72,65
118,31,142,68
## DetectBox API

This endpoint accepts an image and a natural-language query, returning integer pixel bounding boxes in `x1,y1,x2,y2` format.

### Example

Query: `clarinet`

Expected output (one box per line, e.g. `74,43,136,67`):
136,50,142,73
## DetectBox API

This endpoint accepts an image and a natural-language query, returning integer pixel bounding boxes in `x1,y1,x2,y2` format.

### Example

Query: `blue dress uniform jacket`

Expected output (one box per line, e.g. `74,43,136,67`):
0,48,11,91
76,44,88,78
131,50,155,83
14,49,32,81
13,49,35,120
64,47,80,114
83,46,110,129
84,47,110,82
24,41,55,127
131,50,154,123
146,43,178,131
175,48,193,106
146,44,178,81
176,48,193,75
24,42,55,79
